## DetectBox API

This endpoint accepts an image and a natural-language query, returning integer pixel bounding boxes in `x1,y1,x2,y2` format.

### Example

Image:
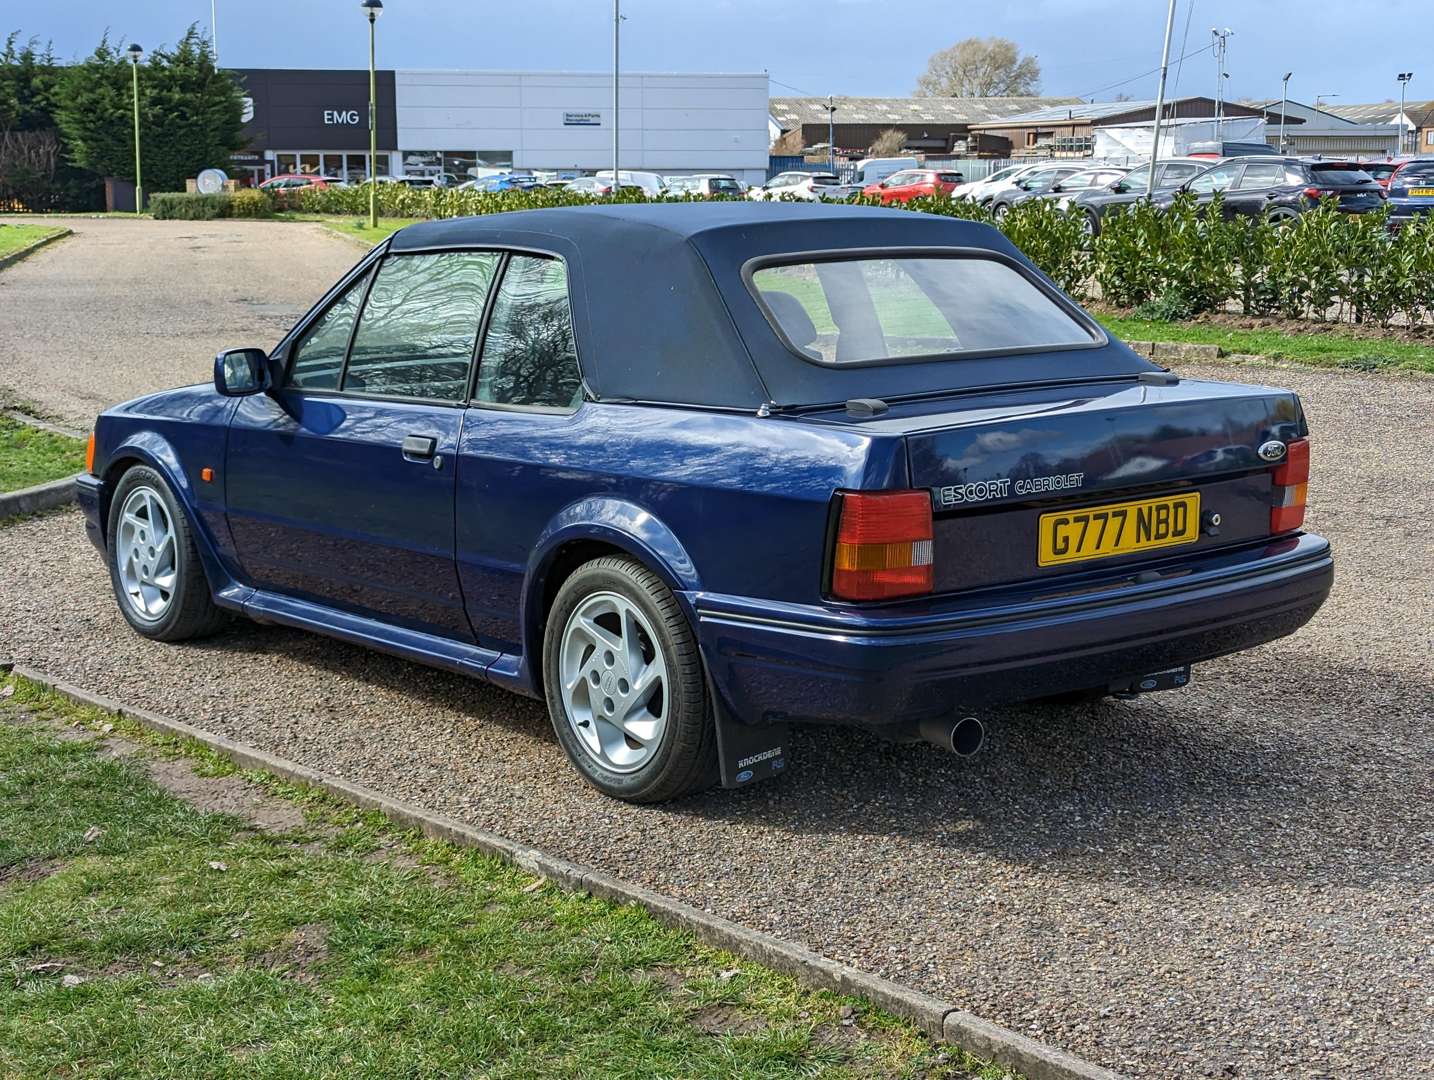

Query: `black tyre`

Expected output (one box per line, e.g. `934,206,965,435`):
1082,208,1101,238
993,201,1010,220
106,465,229,642
1268,208,1299,226
542,555,717,802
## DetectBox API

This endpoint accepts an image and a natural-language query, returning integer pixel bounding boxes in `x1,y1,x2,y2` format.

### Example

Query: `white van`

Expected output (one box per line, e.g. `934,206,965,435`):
852,156,920,186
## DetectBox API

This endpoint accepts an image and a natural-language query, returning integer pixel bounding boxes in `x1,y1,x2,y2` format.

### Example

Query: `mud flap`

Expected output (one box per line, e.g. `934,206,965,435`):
710,679,790,789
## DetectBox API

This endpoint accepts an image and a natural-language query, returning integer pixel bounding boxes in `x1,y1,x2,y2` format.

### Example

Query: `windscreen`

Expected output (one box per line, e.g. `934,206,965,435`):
1309,164,1375,184
751,256,1096,365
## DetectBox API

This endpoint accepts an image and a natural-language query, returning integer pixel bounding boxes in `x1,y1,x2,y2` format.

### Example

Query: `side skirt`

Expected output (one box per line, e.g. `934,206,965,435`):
240,589,502,681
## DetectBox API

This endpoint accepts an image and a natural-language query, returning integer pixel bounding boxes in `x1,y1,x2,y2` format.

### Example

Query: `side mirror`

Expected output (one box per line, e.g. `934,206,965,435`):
1015,179,1030,190
214,348,272,397
1112,181,1129,193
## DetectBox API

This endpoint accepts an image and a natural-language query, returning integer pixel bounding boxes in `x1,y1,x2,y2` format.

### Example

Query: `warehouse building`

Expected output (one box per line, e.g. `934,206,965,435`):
233,68,771,186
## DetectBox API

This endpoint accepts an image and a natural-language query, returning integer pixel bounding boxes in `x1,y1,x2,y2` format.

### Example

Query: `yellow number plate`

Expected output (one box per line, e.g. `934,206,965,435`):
1410,187,1434,197
1038,492,1200,567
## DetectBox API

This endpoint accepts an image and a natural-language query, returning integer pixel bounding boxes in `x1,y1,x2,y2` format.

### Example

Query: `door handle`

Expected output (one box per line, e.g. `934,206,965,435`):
401,434,437,460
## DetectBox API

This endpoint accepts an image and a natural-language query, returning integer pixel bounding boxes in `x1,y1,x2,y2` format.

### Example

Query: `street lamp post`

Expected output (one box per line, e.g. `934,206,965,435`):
612,0,621,198
361,0,382,229
1397,73,1414,155
1279,72,1292,153
826,95,835,173
127,44,143,215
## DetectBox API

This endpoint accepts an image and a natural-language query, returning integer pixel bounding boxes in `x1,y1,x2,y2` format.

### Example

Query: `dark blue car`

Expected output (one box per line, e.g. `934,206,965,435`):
78,204,1332,801
1387,158,1434,228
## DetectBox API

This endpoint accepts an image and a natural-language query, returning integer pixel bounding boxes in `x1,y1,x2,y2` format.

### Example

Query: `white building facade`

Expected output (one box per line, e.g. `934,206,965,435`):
394,70,770,184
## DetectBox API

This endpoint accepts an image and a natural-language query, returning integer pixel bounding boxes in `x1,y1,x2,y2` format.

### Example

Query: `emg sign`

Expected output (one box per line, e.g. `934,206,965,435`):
324,109,362,125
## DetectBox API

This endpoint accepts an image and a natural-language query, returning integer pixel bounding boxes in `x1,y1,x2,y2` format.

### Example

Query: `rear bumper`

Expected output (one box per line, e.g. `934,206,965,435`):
695,534,1332,729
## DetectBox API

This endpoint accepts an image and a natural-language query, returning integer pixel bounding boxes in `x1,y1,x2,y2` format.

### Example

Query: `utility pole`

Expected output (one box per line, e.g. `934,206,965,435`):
1280,72,1292,153
612,0,621,197
1211,28,1233,144
826,95,835,173
1146,0,1178,199
1398,73,1414,155
127,44,143,214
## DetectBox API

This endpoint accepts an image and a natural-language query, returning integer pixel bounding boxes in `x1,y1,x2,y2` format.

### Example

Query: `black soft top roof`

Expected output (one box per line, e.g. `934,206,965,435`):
391,203,1151,409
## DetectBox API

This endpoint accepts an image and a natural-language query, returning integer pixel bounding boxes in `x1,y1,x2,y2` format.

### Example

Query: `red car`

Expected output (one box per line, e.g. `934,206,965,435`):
259,174,343,193
861,169,964,203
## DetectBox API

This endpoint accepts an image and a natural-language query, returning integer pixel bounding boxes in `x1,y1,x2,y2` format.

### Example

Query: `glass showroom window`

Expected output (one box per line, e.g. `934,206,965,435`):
275,153,297,174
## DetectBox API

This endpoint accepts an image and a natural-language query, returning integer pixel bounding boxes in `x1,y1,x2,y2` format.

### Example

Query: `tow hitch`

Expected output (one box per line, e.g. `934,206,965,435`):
1110,664,1192,699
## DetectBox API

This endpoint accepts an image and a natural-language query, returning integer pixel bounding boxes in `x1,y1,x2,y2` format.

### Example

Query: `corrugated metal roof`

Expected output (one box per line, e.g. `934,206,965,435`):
769,96,1081,128
1325,100,1430,123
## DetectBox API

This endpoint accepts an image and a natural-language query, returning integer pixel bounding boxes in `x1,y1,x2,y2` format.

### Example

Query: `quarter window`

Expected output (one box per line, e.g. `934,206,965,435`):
475,255,582,410
287,272,368,390
344,251,500,400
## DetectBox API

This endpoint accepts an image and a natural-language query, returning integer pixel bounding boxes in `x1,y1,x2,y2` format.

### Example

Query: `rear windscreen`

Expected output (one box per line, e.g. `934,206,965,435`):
1309,165,1375,184
751,256,1097,365
1398,166,1434,185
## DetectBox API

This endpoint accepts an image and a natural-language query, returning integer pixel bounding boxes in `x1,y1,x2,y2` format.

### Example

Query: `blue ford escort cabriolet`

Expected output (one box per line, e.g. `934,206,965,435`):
78,203,1332,801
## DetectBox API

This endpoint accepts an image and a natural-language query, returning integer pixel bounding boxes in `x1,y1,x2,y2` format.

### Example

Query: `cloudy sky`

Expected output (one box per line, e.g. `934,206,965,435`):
15,0,1426,107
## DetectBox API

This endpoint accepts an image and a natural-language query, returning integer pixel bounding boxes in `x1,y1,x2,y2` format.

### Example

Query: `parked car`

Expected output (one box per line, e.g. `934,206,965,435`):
860,169,964,203
459,174,543,193
749,172,855,202
1156,157,1385,222
563,176,646,197
1019,165,1130,208
986,164,1089,219
1358,159,1409,189
1063,158,1210,236
950,163,1046,204
259,174,343,194
594,170,666,197
664,174,745,198
1386,158,1434,228
78,203,1331,801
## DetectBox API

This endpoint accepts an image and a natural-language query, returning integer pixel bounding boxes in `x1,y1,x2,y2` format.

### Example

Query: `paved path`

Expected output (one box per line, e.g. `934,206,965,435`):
0,216,363,428
0,220,1429,1076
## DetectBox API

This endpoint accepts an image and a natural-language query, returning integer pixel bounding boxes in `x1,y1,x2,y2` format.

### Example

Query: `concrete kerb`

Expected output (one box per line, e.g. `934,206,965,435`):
4,662,1124,1080
0,475,79,520
0,226,71,272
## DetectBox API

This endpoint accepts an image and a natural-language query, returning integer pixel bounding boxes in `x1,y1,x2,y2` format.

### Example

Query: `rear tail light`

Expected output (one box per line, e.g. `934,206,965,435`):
85,433,96,475
1270,437,1310,534
831,490,934,601
1303,187,1335,200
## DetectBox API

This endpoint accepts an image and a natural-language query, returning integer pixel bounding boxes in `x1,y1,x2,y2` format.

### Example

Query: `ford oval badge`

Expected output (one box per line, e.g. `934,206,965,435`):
1257,440,1287,462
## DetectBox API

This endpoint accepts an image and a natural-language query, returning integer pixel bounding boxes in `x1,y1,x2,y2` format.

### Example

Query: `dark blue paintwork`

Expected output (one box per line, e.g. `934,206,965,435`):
80,203,1332,740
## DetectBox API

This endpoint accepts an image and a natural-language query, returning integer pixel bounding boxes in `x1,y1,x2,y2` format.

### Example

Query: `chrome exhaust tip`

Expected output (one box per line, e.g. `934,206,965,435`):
918,715,986,758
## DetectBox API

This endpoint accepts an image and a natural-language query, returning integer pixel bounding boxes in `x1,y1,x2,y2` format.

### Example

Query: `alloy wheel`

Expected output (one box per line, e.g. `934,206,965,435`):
558,591,669,774
116,485,178,621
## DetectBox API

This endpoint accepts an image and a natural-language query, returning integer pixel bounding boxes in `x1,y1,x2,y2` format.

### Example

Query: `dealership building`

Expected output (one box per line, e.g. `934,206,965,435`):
232,68,770,185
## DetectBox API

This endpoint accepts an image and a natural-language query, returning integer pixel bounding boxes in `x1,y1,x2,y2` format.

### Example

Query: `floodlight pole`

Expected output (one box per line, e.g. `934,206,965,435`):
1280,72,1292,153
612,0,622,198
211,0,219,62
127,45,143,215
827,95,835,173
363,0,383,229
1398,73,1413,155
1146,0,1178,199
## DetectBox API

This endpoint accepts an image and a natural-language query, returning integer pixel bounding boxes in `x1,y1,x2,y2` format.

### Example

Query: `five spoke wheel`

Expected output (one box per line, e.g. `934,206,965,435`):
116,485,177,621
558,591,668,773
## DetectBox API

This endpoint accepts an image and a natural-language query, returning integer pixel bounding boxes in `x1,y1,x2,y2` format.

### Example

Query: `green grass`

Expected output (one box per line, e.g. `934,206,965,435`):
0,675,1015,1080
0,416,86,493
1099,314,1434,374
0,223,64,259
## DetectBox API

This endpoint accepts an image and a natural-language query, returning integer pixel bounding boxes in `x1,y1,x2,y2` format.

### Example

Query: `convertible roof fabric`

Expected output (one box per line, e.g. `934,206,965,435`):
392,203,1154,409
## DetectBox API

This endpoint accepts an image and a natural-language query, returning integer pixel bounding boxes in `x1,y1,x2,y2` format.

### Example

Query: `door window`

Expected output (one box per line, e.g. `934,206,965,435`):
1235,163,1287,190
1187,164,1240,193
344,252,500,401
1159,162,1202,185
474,255,582,410
287,272,369,390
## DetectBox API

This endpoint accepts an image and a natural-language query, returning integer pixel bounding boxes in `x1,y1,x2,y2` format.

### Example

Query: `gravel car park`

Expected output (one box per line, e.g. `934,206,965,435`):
1,217,1431,1079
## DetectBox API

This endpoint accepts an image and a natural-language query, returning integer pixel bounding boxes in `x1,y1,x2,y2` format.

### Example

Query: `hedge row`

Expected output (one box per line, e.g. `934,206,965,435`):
297,183,1434,328
149,189,275,220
